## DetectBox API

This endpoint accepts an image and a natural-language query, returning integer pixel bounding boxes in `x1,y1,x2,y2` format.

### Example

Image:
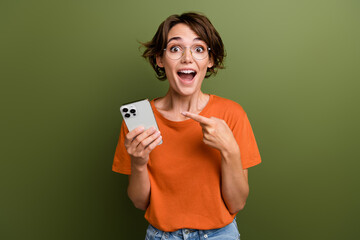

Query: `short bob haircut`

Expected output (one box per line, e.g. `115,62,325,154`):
141,12,226,81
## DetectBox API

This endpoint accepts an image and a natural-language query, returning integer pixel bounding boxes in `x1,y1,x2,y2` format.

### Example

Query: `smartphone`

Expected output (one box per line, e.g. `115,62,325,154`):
120,99,162,144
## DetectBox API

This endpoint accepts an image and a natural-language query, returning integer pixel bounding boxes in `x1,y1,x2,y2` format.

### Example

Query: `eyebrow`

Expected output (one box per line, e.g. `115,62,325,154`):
167,37,203,44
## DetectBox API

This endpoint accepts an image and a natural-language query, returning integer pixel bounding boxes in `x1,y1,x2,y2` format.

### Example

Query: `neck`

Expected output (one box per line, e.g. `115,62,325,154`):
156,89,210,121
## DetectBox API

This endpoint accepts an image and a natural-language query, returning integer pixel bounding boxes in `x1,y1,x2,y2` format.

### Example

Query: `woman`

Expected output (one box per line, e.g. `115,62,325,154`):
113,12,261,240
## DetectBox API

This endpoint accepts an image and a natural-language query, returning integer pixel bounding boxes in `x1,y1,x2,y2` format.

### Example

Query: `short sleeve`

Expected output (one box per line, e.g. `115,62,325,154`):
231,110,261,169
112,121,132,175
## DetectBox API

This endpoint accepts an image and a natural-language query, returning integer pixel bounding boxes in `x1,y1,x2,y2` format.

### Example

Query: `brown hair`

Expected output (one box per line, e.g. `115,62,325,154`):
141,12,226,80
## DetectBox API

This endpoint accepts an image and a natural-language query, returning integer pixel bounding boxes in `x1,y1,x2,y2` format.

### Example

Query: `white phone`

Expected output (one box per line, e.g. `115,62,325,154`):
120,99,162,144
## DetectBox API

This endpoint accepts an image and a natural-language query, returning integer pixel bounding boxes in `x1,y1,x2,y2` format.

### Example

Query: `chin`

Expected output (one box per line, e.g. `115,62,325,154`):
167,71,206,96
175,78,202,96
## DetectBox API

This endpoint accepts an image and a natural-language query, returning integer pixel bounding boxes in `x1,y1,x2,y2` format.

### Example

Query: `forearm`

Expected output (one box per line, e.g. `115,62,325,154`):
221,149,249,214
127,162,151,210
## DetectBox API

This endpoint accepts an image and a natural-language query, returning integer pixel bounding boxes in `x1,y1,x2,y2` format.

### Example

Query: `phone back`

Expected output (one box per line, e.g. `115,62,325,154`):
120,99,159,132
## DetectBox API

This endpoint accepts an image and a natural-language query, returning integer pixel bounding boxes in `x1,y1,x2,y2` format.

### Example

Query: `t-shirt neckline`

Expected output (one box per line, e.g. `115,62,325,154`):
150,94,214,127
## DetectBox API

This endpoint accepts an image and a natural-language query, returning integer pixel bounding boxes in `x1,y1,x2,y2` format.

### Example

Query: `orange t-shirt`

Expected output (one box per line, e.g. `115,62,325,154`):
112,95,261,231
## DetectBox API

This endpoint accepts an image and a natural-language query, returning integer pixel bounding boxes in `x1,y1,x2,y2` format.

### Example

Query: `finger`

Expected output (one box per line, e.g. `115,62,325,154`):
125,126,145,144
181,111,212,125
136,130,161,150
132,126,157,147
144,135,163,154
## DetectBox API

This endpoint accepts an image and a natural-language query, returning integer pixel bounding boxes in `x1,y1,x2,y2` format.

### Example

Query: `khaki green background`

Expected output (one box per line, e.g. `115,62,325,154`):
1,0,359,239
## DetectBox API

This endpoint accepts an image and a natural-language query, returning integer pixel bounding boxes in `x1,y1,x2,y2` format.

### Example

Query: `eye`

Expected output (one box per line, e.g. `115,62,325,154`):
194,46,205,53
169,46,182,53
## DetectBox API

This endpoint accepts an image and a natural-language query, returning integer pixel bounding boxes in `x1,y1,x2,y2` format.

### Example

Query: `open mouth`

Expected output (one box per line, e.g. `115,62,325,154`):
177,69,197,82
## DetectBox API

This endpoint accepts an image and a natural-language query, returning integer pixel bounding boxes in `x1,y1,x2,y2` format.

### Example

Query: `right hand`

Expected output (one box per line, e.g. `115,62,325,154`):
124,126,162,166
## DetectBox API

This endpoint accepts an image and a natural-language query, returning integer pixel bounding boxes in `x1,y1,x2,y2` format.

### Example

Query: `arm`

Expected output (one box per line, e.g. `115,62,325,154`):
182,112,249,214
127,163,151,210
124,126,162,210
220,145,249,214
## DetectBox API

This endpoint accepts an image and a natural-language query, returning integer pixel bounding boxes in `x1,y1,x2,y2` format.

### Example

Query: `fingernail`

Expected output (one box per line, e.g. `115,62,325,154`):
181,112,187,116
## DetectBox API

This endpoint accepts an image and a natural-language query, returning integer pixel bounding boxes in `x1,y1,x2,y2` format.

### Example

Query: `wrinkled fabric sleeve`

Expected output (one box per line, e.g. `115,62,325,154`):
112,120,132,175
231,108,261,169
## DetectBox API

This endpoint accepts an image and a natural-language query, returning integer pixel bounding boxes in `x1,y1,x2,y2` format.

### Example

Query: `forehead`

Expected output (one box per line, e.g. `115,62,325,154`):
167,23,204,43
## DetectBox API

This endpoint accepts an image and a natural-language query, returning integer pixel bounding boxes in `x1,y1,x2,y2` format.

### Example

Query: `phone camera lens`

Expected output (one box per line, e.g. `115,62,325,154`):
130,109,136,113
122,108,128,113
124,113,130,118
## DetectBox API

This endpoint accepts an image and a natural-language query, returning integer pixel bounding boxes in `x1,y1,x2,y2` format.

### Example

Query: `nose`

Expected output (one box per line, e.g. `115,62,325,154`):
181,47,193,63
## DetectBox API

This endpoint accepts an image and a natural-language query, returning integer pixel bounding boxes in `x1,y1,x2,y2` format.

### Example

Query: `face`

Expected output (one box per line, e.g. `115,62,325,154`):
156,23,213,97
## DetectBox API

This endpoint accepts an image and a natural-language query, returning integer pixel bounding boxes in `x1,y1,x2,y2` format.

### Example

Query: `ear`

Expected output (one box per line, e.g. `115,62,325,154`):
156,55,164,68
207,56,214,69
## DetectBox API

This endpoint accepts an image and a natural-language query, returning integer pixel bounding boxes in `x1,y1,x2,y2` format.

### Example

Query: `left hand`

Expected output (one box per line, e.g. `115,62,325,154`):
182,111,240,155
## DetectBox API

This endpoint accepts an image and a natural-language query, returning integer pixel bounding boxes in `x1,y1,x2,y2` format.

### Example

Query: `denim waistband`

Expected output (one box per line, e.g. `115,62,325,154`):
146,218,240,240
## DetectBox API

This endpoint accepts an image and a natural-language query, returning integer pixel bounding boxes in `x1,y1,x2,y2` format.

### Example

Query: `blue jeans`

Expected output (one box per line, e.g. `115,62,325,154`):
145,218,240,240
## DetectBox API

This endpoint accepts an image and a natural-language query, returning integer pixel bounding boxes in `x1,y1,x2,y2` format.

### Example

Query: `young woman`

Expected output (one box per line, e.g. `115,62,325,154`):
113,12,261,240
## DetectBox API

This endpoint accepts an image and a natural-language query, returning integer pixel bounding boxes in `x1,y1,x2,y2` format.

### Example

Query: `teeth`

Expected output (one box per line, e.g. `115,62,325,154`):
179,70,195,74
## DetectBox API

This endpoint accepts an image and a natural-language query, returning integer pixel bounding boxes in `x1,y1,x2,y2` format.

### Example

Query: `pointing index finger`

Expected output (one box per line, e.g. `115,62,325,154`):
181,111,212,125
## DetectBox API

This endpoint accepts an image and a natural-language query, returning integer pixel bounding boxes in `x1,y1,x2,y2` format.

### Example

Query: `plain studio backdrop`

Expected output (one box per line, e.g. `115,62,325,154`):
1,0,359,239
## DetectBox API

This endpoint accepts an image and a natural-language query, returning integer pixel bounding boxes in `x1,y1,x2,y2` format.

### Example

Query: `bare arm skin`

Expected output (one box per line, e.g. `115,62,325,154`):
125,126,162,210
182,112,249,214
220,147,249,214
